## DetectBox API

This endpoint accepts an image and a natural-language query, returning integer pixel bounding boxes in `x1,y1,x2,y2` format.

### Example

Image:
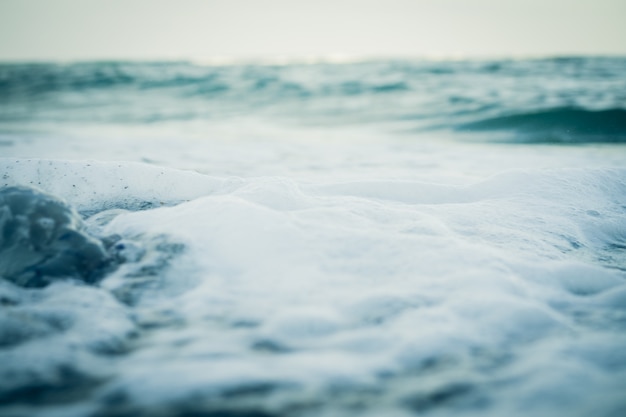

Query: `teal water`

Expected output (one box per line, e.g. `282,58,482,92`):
1,57,625,143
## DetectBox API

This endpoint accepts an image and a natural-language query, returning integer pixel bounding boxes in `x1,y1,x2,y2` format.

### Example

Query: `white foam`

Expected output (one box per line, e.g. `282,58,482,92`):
0,281,134,399
0,158,243,213
1,158,625,416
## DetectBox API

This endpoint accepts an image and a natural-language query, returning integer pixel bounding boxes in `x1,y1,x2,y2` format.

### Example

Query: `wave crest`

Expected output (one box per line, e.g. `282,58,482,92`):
458,107,626,143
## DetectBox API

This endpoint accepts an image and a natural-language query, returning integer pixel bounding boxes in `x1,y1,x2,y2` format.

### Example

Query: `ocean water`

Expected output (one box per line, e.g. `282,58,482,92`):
1,57,625,417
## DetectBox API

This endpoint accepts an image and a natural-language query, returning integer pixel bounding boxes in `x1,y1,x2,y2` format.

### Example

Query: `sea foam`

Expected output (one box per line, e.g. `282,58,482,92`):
1,158,625,416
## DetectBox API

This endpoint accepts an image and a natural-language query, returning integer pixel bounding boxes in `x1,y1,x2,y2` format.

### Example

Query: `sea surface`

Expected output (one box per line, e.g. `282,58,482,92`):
1,57,626,417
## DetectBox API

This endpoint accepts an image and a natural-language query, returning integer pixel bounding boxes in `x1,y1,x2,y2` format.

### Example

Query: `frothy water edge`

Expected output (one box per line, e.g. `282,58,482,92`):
1,159,625,417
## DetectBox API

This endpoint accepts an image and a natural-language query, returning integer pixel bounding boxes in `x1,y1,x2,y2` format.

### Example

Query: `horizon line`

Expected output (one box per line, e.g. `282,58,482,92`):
1,52,625,66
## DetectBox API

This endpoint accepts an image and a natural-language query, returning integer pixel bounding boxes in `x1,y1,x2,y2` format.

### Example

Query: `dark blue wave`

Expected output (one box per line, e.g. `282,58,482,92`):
458,107,626,143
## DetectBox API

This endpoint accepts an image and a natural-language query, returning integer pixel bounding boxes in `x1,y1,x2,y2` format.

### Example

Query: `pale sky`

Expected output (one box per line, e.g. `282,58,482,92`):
0,0,625,61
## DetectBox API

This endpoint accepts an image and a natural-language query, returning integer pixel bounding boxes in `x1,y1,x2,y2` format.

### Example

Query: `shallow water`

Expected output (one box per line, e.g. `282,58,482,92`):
1,57,625,417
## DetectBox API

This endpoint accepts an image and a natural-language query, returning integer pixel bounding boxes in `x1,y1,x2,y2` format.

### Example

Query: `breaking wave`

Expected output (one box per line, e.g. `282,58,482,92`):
458,107,626,143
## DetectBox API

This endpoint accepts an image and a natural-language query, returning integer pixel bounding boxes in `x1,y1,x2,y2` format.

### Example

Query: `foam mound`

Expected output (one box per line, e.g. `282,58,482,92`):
1,158,625,417
0,186,111,287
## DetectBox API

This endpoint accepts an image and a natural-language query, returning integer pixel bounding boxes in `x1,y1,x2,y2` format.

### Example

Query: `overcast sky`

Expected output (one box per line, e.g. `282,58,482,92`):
1,0,625,61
